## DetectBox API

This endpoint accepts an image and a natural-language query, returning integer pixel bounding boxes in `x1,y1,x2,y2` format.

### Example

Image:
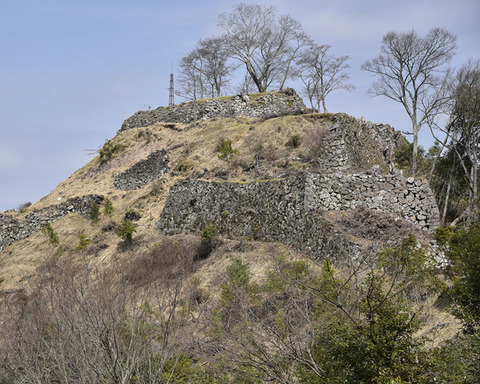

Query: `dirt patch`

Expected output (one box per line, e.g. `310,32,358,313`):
329,207,427,243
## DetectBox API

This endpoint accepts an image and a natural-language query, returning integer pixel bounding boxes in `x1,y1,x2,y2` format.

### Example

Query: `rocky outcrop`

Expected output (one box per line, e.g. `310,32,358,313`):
0,195,103,252
113,149,169,190
156,171,439,259
119,88,306,132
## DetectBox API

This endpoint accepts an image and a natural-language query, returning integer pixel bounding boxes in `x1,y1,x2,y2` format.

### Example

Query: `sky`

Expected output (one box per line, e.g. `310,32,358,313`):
0,0,479,212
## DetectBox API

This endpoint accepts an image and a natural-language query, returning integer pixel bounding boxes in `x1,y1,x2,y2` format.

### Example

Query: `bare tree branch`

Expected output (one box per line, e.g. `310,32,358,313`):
362,28,456,176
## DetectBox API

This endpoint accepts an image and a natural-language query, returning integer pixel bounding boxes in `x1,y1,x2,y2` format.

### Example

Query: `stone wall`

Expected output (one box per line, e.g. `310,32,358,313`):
119,88,306,132
316,114,407,174
114,149,169,190
157,175,307,244
0,195,103,252
283,114,407,176
156,171,440,259
305,171,439,228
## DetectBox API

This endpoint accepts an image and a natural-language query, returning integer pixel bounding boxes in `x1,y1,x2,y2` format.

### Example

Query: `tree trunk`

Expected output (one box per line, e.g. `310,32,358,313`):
308,94,314,111
428,131,449,184
469,161,478,218
441,172,453,225
412,118,420,177
322,97,328,113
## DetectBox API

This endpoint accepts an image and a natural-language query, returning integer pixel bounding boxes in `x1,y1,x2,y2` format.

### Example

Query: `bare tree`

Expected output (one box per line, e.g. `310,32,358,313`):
177,37,233,101
362,28,457,176
197,37,233,98
297,44,354,112
275,15,312,90
447,59,480,221
218,3,310,93
0,259,188,383
176,50,205,101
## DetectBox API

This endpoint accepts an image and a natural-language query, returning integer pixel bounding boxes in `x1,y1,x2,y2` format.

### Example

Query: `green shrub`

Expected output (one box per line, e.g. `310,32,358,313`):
76,233,91,250
377,234,443,296
41,223,60,246
441,219,480,334
220,258,258,309
89,202,100,222
103,197,115,217
201,224,217,243
161,354,197,383
218,139,238,162
116,219,137,243
434,225,455,246
195,224,217,261
99,140,126,164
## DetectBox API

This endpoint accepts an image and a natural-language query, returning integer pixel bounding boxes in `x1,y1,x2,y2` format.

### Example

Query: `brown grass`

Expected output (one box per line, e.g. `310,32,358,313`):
0,113,412,294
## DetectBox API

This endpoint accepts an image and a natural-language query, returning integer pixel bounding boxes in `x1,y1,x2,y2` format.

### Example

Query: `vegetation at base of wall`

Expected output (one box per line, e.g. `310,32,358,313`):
212,250,433,383
89,202,100,222
196,224,218,261
2,220,480,382
201,224,217,243
41,223,60,246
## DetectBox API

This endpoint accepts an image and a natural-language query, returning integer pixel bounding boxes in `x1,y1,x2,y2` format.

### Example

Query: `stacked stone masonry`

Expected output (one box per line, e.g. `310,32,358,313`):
156,171,440,259
114,149,169,190
309,114,407,174
119,88,306,132
0,195,103,252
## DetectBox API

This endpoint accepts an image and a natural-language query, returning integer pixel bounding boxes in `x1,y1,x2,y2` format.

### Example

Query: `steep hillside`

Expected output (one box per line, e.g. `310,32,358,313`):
1,90,467,383
0,90,439,287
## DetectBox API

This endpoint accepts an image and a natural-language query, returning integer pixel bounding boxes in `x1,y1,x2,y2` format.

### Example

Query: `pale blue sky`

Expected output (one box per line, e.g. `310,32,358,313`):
1,0,479,211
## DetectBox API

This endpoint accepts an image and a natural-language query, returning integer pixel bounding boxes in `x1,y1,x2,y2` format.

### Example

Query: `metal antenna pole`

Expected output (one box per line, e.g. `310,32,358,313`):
169,73,174,107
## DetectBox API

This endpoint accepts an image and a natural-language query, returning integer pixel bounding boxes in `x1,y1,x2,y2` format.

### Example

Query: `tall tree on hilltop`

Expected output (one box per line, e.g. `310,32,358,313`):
196,37,233,98
176,50,205,101
297,43,354,112
177,37,232,101
362,27,457,176
218,3,310,93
